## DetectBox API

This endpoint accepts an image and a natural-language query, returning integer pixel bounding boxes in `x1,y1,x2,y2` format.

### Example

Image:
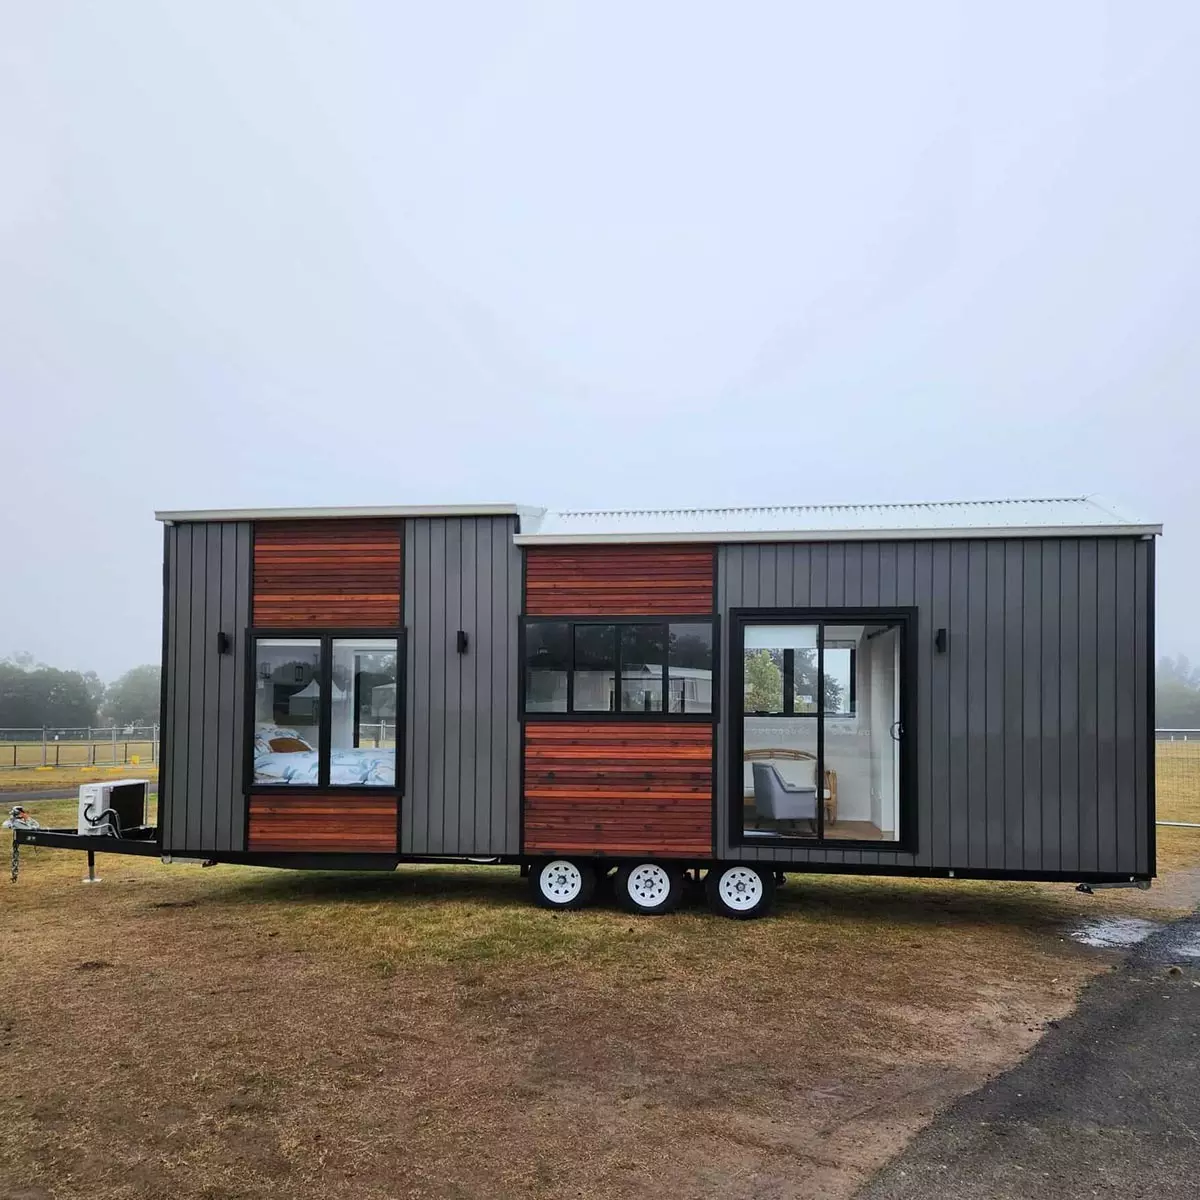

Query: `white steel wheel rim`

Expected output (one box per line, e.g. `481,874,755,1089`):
540,860,583,904
718,867,764,911
627,863,672,908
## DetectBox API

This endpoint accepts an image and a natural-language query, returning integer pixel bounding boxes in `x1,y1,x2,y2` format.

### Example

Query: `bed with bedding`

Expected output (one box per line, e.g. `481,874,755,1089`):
253,726,395,786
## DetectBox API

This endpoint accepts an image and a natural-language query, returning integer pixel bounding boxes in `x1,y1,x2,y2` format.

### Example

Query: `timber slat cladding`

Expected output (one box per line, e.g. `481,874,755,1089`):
523,724,713,856
524,545,714,615
247,793,397,852
252,520,402,625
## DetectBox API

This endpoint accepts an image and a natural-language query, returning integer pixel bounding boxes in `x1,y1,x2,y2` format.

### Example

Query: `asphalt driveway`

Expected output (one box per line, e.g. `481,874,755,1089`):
858,910,1200,1199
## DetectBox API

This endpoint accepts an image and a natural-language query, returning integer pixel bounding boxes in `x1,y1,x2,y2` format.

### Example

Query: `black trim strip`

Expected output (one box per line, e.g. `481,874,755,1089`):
156,525,171,853
1146,537,1156,875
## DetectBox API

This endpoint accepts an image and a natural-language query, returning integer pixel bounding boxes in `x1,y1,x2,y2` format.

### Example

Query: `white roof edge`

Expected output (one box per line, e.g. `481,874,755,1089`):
514,524,1162,545
156,504,537,524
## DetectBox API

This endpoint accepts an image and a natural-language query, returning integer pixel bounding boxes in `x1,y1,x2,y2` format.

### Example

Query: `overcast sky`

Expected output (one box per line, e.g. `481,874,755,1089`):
2,1,1197,681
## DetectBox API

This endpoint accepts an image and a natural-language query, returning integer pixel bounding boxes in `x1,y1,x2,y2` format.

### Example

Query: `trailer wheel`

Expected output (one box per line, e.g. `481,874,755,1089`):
531,859,596,910
705,863,776,919
615,861,684,915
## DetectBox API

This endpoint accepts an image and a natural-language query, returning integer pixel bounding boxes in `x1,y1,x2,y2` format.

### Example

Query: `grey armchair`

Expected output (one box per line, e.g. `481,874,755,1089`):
752,762,818,828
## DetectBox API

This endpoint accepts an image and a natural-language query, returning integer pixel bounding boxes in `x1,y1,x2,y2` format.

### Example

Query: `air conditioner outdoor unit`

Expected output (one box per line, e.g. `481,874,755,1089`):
78,779,149,837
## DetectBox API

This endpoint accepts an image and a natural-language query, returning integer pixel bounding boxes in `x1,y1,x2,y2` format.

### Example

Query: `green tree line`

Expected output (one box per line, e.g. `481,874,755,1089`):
0,653,161,731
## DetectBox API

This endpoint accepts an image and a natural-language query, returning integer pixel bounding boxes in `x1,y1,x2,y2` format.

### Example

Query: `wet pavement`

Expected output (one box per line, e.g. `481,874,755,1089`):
858,909,1200,1199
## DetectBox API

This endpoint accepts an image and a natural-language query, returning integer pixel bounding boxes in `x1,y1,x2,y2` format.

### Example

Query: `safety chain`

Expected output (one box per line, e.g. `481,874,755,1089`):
3,806,41,883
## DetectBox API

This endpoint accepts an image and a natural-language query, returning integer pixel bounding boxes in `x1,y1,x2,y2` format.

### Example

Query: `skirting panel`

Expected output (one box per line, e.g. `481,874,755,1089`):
247,793,398,853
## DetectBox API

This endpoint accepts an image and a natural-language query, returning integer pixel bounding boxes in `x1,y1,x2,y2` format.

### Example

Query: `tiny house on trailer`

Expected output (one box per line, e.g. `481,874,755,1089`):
14,498,1160,917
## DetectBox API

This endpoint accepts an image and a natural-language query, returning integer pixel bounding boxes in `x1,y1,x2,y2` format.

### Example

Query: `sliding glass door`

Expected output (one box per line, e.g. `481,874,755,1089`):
735,612,908,847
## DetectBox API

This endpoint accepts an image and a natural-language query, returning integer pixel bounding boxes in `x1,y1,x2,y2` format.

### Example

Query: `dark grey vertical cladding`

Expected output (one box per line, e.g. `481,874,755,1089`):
161,521,250,854
230,525,251,849
440,520,463,853
913,542,934,869
947,543,970,867
965,542,988,870
1040,542,1062,872
504,520,521,854
163,523,189,850
427,521,448,852
1133,539,1150,873
1095,539,1119,874
405,519,430,853
982,542,1005,870
930,543,952,868
214,527,234,850
473,521,494,852
1058,540,1081,867
402,516,521,857
1077,540,1100,873
459,519,478,852
1114,539,1139,873
199,529,222,850
1002,541,1024,870
716,536,1149,879
1021,542,1042,871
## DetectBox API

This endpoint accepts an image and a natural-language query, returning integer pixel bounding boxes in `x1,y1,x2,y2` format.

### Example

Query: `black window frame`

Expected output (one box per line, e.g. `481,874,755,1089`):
520,615,718,722
244,626,406,795
730,607,916,852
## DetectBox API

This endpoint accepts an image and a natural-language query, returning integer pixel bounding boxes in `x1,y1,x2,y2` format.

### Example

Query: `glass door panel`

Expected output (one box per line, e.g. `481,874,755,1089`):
820,623,901,841
742,624,820,839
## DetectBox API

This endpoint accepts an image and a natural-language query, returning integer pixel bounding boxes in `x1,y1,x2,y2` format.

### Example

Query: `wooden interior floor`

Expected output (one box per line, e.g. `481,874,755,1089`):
823,820,886,841
743,816,887,841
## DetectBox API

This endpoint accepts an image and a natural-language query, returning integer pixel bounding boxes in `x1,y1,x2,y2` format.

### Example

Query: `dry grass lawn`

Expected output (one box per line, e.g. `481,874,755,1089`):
0,765,159,794
2,754,1198,1200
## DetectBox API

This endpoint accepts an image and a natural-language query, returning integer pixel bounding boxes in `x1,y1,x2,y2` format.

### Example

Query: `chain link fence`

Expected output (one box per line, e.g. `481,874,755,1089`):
0,726,159,769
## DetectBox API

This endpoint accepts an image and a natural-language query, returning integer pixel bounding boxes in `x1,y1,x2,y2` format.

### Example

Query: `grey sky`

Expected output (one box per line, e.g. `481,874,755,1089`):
2,1,1197,681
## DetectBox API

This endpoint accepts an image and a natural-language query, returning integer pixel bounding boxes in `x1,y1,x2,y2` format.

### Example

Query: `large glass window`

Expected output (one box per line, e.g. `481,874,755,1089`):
253,639,323,786
330,638,398,787
740,617,904,846
523,618,715,718
252,633,400,788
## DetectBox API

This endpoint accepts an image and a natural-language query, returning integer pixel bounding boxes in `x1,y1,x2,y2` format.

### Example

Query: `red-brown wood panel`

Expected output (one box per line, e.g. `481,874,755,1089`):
247,794,398,853
524,545,714,615
252,520,402,626
523,724,713,856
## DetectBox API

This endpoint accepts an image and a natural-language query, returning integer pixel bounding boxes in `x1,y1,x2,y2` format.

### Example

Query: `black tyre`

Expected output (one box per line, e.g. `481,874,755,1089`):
530,858,597,910
614,860,685,915
705,863,776,919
